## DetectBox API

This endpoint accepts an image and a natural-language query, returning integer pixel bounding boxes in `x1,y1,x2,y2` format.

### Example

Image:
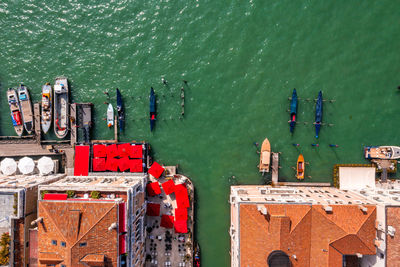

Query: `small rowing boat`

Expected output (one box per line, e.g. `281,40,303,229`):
150,87,156,131
315,91,323,138
194,243,200,267
54,77,69,139
41,83,52,134
18,84,34,134
7,88,23,136
259,137,271,173
364,146,400,160
107,103,114,128
297,154,305,180
116,88,124,131
289,88,298,133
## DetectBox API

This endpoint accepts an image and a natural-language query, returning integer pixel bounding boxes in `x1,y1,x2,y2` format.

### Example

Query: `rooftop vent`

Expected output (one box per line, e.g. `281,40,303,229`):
323,205,332,213
388,226,396,237
358,205,368,213
257,205,268,215
108,222,117,231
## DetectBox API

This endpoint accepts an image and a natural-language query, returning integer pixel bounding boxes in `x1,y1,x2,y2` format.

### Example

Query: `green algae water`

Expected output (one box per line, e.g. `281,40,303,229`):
1,1,400,265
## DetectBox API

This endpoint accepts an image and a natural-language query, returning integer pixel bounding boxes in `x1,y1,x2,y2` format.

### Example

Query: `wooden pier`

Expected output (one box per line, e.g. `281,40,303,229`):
271,152,279,184
70,103,77,146
34,103,41,144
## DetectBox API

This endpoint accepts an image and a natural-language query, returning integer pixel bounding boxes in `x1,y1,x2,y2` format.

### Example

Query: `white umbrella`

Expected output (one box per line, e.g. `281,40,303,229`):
18,157,35,175
1,158,17,176
37,156,54,175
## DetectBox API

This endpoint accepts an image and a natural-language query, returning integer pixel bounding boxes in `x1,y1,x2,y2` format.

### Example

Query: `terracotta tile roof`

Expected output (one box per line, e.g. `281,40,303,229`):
38,252,63,264
80,254,105,266
386,206,400,266
239,204,376,267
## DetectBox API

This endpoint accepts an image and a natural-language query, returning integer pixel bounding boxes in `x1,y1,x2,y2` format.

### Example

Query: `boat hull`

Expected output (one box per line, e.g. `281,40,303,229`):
116,88,124,131
259,137,271,172
150,87,156,131
41,83,52,134
53,77,69,139
18,85,34,134
107,103,114,128
7,89,24,136
289,89,298,133
297,154,305,179
315,91,323,138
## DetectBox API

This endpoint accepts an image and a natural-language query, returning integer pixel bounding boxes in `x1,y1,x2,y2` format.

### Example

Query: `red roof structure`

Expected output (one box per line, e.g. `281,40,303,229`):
74,145,90,176
130,145,143,159
118,157,130,172
148,162,164,178
146,182,162,197
174,220,188,233
106,157,119,172
175,184,190,208
43,194,68,200
93,144,107,158
175,208,187,221
106,144,118,158
162,180,175,195
92,158,106,172
160,215,174,229
147,203,161,216
129,159,143,173
118,143,132,158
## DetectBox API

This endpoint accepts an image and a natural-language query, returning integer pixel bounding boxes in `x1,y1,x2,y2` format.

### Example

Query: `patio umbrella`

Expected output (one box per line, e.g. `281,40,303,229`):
1,158,17,176
37,156,54,175
18,157,35,174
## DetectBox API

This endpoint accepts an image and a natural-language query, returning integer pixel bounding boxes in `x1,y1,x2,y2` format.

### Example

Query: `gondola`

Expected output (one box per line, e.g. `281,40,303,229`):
289,88,298,133
150,87,156,131
7,88,24,136
315,91,323,138
116,88,124,131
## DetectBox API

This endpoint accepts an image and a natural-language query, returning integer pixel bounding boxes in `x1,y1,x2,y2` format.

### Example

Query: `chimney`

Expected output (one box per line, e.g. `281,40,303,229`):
108,222,118,231
31,217,43,226
387,226,396,237
257,205,268,216
358,205,368,213
323,205,332,213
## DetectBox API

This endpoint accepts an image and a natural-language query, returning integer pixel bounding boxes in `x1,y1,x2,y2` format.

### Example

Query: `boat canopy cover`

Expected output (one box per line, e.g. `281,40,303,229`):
146,203,161,216
261,151,270,165
146,182,162,197
54,84,66,93
129,159,143,173
130,145,143,158
175,183,190,208
162,179,175,195
93,144,107,158
92,157,106,172
148,162,164,178
74,145,90,176
160,214,174,228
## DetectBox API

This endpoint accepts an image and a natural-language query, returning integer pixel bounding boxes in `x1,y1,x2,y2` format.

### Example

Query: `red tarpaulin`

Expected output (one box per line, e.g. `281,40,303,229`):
118,157,130,172
106,157,119,172
175,208,187,221
74,145,90,176
93,144,107,158
162,180,175,195
147,203,161,216
106,144,118,158
92,158,106,172
146,182,161,196
130,145,143,159
175,184,190,208
174,220,188,233
43,194,68,200
118,143,132,158
160,214,174,229
130,159,143,173
148,162,164,178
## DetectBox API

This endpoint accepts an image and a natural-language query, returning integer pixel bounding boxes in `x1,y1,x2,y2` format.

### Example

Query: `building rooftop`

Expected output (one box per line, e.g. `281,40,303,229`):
0,174,65,190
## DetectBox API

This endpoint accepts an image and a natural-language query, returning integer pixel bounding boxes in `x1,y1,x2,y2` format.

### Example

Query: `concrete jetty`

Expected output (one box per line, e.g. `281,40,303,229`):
271,152,279,184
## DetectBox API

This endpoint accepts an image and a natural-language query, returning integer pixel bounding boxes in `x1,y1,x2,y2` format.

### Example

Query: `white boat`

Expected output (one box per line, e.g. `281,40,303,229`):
259,137,271,173
107,103,114,128
7,89,24,136
364,146,400,160
54,77,69,139
41,83,52,134
18,84,34,134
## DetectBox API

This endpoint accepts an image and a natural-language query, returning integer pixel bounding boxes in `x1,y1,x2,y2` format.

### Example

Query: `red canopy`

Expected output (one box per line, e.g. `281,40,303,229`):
146,182,161,197
130,145,143,158
106,144,118,158
93,144,107,158
147,203,161,216
43,193,67,200
74,145,90,176
175,184,190,208
130,159,143,173
162,180,175,195
175,208,187,221
92,157,106,172
148,162,164,178
160,215,174,229
174,220,188,233
106,157,119,172
118,157,130,172
118,143,132,158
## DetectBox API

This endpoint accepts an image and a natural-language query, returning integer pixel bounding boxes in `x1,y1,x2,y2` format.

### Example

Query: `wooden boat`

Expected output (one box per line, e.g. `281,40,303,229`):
116,88,124,131
315,91,323,138
364,146,400,160
259,138,271,173
194,243,200,267
18,84,34,134
53,77,69,139
107,103,114,128
41,83,52,134
297,154,305,180
150,87,156,131
289,88,298,133
7,88,23,136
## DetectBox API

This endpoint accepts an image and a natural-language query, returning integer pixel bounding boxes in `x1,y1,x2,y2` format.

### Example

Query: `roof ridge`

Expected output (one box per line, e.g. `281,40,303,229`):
355,212,376,254
290,206,312,234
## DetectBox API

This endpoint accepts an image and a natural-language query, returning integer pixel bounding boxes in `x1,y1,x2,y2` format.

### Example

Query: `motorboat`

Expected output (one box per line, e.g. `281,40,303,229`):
54,77,69,138
116,88,124,131
107,103,114,128
150,87,156,131
7,88,23,136
315,91,323,138
289,88,298,133
297,154,305,180
259,137,271,173
18,84,34,134
364,146,400,160
41,83,52,134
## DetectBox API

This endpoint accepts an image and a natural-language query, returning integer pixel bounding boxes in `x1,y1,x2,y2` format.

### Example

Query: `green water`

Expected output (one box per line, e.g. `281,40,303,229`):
1,1,400,265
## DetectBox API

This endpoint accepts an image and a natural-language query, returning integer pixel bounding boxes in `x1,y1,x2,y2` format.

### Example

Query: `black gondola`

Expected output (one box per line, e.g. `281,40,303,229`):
116,88,124,131
150,87,156,131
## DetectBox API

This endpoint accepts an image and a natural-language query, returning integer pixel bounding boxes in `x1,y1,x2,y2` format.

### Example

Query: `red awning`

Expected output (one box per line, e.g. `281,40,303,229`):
130,145,143,158
174,220,188,233
118,157,130,172
118,143,132,158
175,184,190,208
146,182,162,197
160,215,174,229
175,208,187,221
43,194,68,200
148,162,164,178
147,203,161,216
162,180,175,195
106,157,119,172
106,144,118,158
92,158,106,172
130,159,143,173
93,144,107,158
74,145,90,176
119,202,126,233
119,234,126,254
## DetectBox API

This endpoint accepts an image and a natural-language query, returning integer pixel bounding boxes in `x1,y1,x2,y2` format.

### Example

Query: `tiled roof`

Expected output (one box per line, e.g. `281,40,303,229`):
239,204,376,267
80,254,105,266
386,206,400,266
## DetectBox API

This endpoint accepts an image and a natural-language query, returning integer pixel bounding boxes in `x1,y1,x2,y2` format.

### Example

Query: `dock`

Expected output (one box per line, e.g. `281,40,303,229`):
34,103,41,144
70,103,77,146
271,152,279,184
